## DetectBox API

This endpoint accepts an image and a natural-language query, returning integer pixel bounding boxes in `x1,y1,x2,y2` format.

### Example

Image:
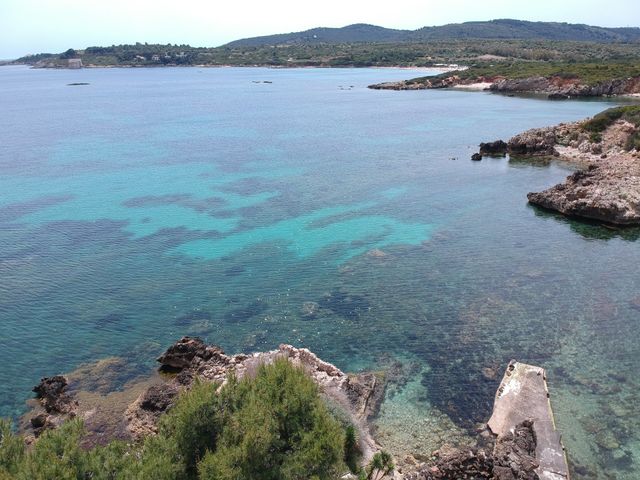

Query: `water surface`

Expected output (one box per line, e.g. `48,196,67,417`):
1,65,638,478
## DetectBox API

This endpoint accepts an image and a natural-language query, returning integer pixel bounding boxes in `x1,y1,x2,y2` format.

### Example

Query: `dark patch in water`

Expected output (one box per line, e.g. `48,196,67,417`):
223,265,246,276
0,195,74,223
123,194,226,214
95,313,127,331
175,309,212,326
223,298,268,323
319,289,370,321
222,177,271,196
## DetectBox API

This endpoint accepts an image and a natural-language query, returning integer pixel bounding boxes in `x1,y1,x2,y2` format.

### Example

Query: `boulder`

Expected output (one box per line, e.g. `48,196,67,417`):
32,376,77,414
508,127,557,156
471,153,482,161
479,140,508,156
157,336,225,371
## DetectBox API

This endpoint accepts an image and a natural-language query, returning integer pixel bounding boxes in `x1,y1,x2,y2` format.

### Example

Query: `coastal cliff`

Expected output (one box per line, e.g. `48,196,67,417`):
475,106,640,225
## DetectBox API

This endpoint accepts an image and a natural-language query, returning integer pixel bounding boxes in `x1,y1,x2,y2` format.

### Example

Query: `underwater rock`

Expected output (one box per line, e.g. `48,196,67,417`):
174,309,212,326
301,301,320,318
223,265,246,276
366,248,388,258
223,298,269,322
595,430,620,451
320,289,370,321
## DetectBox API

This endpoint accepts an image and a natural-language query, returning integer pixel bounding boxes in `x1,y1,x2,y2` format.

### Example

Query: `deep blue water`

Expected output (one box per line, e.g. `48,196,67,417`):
1,65,639,477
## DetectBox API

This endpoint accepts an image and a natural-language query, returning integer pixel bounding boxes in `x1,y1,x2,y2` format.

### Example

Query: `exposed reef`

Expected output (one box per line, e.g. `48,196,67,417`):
475,107,640,225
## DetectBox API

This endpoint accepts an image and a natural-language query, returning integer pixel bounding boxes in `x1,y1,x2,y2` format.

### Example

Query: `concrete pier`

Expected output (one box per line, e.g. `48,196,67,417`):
488,361,570,480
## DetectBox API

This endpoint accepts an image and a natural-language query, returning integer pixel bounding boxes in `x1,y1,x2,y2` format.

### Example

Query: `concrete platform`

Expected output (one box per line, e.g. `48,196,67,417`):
488,361,570,480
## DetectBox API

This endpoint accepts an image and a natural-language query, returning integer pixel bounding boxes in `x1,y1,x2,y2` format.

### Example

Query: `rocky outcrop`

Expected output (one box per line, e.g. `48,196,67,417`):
507,128,558,156
472,129,557,160
477,110,640,225
527,163,640,225
479,140,508,156
370,73,640,99
123,337,386,460
490,76,640,99
405,421,540,479
156,336,227,371
30,376,78,435
368,77,457,91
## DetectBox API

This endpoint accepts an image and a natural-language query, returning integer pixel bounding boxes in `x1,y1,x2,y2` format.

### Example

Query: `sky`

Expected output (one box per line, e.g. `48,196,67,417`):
1,0,639,59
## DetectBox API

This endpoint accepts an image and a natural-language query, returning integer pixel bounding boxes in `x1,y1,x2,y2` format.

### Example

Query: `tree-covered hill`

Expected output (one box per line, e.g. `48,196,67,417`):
225,19,640,47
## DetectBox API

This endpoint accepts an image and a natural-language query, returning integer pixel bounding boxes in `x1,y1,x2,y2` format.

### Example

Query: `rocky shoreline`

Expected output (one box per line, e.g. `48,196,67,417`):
368,75,640,99
23,337,568,479
473,107,640,226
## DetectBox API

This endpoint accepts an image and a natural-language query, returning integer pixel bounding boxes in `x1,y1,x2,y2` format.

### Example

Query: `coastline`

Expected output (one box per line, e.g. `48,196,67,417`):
22,338,568,479
474,106,640,226
6,62,463,72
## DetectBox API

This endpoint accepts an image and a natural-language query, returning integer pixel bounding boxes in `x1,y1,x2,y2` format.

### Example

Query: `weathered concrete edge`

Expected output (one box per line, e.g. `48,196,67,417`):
488,360,570,480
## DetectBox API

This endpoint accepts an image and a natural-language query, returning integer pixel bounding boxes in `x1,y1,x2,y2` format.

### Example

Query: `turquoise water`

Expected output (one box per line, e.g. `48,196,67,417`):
1,65,639,477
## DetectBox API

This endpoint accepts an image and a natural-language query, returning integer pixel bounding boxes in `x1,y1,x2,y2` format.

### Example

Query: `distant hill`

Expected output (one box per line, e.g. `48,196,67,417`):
224,19,640,47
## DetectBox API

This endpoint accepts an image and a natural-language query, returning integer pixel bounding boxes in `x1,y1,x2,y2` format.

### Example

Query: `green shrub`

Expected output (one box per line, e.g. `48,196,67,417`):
14,419,86,480
198,359,345,480
359,451,394,480
158,381,221,474
582,106,640,151
344,425,361,473
589,132,602,143
0,420,25,477
625,132,640,151
0,359,352,480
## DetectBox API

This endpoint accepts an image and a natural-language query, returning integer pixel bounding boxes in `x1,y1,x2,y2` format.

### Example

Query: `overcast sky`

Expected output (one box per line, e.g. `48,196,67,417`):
1,0,639,59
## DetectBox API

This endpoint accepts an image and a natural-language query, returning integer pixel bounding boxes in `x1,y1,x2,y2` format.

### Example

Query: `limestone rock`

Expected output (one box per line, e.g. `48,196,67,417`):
527,163,640,225
157,336,225,371
508,128,558,156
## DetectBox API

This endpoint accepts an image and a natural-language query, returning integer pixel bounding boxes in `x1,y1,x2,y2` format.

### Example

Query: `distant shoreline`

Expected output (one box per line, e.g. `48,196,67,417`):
4,63,460,73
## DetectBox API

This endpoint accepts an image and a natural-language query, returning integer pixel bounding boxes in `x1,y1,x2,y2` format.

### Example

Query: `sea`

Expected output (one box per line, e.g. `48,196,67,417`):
1,65,639,478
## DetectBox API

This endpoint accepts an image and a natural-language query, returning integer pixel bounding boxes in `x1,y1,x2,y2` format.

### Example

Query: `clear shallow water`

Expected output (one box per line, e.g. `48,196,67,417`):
1,65,639,477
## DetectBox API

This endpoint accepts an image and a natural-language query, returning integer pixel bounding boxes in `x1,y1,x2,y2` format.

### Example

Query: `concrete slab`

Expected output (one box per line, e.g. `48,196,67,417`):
488,360,570,480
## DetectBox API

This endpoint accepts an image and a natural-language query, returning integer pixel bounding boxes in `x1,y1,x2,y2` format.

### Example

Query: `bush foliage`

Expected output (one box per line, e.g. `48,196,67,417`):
0,359,360,480
582,105,640,151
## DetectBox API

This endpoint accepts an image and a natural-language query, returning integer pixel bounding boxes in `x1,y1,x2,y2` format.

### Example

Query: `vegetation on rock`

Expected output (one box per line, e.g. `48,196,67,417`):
581,105,640,150
0,359,359,480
